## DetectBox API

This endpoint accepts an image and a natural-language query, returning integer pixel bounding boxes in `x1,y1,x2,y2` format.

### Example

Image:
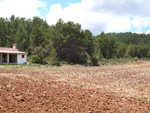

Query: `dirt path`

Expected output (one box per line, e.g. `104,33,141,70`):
0,61,150,112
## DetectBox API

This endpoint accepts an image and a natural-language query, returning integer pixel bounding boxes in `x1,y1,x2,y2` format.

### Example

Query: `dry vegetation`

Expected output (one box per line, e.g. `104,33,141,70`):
0,61,150,112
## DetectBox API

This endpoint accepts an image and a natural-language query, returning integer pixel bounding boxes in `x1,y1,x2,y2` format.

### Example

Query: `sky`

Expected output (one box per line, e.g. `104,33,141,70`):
0,0,150,35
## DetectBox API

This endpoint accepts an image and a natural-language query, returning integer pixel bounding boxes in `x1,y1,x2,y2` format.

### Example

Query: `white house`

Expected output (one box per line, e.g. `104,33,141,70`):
0,44,27,65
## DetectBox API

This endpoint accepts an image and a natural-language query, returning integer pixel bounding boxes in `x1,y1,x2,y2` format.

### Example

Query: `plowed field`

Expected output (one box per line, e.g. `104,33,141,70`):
1,61,150,112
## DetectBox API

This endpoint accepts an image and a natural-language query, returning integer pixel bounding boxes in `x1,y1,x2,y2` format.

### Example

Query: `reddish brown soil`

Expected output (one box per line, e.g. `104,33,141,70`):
0,62,150,112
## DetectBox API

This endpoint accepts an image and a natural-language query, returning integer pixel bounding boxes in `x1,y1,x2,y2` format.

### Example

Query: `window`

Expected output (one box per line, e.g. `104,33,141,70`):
22,55,25,58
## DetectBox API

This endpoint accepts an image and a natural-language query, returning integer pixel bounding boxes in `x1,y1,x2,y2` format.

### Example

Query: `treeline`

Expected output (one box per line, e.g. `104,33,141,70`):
0,15,150,65
110,32,150,58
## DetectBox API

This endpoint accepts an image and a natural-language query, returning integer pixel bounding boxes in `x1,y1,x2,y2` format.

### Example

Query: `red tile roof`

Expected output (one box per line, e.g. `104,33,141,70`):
0,47,27,54
0,47,18,51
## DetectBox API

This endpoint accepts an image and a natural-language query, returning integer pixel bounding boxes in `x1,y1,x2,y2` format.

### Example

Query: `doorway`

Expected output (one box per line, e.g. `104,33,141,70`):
9,54,17,63
2,54,7,63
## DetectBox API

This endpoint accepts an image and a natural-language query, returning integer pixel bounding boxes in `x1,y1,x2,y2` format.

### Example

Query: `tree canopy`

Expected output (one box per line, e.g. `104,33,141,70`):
1,15,150,65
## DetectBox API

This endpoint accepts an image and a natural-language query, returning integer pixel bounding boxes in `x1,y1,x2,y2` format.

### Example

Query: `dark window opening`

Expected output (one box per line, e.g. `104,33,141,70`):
22,55,25,58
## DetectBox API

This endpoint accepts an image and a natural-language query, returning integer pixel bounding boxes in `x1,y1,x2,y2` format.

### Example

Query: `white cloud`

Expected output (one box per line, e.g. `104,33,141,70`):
0,0,45,19
1,0,150,35
106,16,131,33
136,32,143,34
146,30,150,34
132,16,150,30
46,0,150,35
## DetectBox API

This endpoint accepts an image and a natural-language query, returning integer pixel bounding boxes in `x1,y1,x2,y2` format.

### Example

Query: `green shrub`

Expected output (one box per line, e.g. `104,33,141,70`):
48,58,60,66
29,55,42,64
90,54,99,66
48,48,60,66
133,57,139,61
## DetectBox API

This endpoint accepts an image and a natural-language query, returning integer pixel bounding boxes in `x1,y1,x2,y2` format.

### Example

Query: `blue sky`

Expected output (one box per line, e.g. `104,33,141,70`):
0,0,150,35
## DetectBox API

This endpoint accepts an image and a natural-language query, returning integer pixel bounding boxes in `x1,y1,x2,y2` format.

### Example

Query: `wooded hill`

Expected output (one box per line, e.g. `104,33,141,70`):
0,15,150,65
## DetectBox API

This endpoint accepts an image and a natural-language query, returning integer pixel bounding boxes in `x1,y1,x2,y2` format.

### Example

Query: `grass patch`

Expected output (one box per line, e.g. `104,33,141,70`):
80,84,83,88
1,64,67,69
139,57,150,61
98,58,135,66
2,65,24,68
2,57,147,69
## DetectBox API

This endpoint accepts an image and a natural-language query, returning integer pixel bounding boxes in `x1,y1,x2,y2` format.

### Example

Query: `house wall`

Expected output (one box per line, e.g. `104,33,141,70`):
17,54,27,64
